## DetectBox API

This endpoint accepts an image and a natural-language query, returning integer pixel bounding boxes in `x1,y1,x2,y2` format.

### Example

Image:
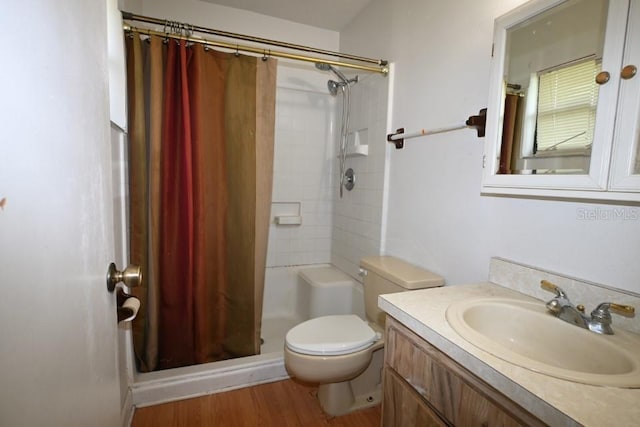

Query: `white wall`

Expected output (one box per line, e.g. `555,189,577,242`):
132,0,339,50
341,0,640,294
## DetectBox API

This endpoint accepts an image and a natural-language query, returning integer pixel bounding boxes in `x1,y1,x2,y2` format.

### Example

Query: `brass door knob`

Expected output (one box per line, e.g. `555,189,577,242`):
595,71,610,85
621,65,637,80
107,262,142,292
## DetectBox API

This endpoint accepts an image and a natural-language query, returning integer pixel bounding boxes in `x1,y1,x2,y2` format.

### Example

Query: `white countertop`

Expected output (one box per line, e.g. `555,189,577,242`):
379,282,640,427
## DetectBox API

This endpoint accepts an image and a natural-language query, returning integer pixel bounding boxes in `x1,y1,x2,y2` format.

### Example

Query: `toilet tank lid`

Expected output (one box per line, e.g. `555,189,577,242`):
360,256,444,289
298,266,354,287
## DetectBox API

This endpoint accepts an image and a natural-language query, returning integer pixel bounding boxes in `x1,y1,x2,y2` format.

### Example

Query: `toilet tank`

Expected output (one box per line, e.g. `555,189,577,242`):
360,256,444,327
297,266,357,319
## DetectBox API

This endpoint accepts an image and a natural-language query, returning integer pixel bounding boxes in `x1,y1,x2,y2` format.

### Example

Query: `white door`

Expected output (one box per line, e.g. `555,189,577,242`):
0,1,121,426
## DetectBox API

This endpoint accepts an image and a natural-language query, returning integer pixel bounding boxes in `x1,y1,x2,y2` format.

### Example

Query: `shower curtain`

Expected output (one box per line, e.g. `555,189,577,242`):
125,33,276,371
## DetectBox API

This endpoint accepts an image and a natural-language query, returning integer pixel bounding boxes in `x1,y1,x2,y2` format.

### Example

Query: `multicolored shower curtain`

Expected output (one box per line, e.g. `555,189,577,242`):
126,33,276,371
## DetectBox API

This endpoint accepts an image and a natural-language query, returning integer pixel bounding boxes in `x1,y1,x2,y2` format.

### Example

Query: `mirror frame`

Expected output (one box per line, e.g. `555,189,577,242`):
482,0,630,200
608,0,640,192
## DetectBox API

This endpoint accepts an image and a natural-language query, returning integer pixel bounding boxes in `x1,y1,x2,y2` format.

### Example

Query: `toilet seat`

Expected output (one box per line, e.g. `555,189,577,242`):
285,314,380,356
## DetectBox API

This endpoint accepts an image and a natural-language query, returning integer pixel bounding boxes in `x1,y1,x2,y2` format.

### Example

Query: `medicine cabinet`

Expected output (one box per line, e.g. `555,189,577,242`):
482,0,640,202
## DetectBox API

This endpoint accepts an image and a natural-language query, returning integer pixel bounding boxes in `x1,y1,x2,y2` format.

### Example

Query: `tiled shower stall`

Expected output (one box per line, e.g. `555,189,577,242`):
261,69,390,352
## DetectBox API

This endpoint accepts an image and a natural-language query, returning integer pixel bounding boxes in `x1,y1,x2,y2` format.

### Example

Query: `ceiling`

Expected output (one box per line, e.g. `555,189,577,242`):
200,0,373,31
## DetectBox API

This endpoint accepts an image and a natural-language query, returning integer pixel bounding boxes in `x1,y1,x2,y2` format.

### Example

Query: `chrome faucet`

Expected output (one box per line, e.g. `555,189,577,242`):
541,280,635,335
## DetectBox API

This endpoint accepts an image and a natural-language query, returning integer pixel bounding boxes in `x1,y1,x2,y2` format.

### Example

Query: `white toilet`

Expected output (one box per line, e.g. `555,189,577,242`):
284,256,444,416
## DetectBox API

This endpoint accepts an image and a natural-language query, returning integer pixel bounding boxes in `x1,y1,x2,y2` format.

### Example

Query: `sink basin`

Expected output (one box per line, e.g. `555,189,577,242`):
446,297,640,387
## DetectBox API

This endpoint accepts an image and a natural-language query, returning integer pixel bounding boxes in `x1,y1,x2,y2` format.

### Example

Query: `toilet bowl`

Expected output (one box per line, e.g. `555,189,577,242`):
284,256,444,416
285,315,383,383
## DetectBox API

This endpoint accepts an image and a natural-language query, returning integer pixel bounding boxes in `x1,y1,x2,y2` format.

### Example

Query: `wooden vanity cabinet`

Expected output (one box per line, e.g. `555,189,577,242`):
382,316,546,427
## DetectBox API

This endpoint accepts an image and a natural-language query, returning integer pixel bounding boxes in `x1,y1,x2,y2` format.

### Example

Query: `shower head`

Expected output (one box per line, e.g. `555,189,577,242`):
327,79,342,96
315,62,332,72
315,62,359,96
315,62,350,84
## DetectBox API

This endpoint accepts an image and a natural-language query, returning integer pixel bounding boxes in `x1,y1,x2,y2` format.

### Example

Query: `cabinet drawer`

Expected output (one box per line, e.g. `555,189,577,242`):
384,316,545,427
383,368,448,427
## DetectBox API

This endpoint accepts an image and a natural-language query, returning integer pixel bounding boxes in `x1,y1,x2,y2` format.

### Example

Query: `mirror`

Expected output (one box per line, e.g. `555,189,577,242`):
498,0,608,175
484,0,640,201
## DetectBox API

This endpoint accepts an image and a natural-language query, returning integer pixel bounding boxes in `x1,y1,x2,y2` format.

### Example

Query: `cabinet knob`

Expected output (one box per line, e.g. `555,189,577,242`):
595,71,610,85
621,65,637,80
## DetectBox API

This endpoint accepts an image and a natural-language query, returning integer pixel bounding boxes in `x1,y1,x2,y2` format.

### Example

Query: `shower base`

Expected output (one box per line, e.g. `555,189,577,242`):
260,315,303,354
131,314,303,409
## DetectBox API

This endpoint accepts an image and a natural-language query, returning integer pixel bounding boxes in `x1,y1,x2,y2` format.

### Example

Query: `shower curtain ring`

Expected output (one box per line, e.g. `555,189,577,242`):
235,45,240,57
262,50,270,61
162,22,170,43
173,22,181,44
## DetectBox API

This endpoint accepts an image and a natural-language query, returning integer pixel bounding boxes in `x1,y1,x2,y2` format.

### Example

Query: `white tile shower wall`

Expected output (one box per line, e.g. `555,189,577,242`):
266,86,336,267
331,73,390,280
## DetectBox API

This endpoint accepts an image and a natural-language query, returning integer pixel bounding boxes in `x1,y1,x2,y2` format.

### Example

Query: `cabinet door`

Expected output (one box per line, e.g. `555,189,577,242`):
382,368,448,427
385,317,545,427
609,0,640,192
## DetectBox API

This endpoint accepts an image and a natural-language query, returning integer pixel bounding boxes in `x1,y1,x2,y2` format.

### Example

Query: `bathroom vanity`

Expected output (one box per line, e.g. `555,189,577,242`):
383,315,544,426
379,265,640,427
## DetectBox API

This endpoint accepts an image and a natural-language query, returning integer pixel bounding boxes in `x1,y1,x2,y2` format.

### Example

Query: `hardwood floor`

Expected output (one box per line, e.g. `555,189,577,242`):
132,379,381,426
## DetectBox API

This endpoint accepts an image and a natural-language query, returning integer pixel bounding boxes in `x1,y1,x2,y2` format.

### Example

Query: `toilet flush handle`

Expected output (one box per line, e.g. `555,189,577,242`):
359,268,368,278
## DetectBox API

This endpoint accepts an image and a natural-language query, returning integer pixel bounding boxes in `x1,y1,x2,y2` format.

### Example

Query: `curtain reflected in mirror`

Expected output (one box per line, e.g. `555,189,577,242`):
498,0,608,175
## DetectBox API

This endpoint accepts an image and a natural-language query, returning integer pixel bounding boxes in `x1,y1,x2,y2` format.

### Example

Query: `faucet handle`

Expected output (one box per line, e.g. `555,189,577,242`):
592,302,635,318
589,303,635,334
540,280,568,298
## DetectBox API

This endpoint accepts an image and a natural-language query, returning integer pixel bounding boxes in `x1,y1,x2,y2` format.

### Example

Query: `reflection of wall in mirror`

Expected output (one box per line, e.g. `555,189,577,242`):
506,0,608,89
500,0,608,174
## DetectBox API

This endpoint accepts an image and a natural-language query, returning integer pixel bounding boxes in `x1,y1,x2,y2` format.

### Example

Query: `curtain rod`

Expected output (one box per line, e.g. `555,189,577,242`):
122,12,389,74
124,24,387,75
